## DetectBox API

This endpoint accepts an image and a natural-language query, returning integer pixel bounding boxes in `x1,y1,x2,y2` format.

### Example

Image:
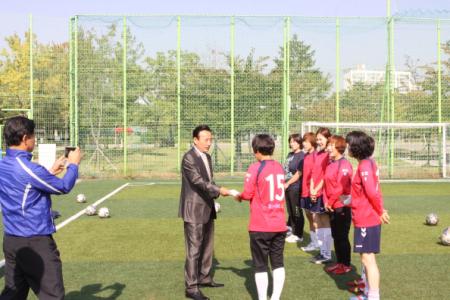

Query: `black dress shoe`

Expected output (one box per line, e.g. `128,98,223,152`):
185,290,209,300
199,281,224,288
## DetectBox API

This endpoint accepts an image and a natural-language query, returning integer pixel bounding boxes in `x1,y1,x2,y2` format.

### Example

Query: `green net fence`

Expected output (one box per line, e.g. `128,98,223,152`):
1,15,450,179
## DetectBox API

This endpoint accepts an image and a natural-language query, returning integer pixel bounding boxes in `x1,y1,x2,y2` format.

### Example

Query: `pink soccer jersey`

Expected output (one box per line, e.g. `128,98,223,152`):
351,159,384,227
301,152,314,198
324,158,353,209
310,150,330,197
240,160,287,232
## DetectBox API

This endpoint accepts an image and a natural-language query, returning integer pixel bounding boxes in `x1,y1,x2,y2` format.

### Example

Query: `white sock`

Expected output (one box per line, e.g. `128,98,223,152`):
316,228,324,251
270,267,285,300
323,227,332,259
368,288,380,300
255,272,268,300
310,230,317,246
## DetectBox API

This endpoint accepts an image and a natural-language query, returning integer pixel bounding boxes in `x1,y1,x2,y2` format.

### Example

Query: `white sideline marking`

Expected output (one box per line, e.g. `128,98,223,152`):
127,182,155,187
55,183,130,230
0,182,130,269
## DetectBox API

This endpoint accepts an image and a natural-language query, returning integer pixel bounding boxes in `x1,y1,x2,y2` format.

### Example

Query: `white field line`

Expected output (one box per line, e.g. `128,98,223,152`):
0,182,130,269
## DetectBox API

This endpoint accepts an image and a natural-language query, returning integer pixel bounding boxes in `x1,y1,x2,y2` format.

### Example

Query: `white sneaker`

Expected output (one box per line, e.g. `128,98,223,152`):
285,235,302,243
301,242,319,252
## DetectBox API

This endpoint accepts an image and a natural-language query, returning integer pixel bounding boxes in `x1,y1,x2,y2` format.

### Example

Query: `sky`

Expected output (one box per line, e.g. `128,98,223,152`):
0,0,449,84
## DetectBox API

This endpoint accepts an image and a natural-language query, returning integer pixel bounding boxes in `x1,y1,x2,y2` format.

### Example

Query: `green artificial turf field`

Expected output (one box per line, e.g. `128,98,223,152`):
0,180,449,299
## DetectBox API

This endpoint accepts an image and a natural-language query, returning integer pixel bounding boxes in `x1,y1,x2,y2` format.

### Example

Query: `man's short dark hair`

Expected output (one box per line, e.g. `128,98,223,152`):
252,134,275,156
4,116,35,147
193,125,212,139
345,131,375,160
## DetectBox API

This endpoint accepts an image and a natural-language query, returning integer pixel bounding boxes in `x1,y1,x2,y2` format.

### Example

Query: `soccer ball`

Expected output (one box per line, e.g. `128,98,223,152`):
214,202,221,213
85,205,96,216
77,194,86,203
425,213,439,225
440,227,450,246
76,194,87,203
98,207,110,218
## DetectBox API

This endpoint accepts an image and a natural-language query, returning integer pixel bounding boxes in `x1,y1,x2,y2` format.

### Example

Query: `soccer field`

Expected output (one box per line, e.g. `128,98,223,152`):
1,180,449,300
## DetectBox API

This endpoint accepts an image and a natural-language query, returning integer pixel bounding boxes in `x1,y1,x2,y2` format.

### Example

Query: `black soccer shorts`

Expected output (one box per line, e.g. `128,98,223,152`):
249,231,286,273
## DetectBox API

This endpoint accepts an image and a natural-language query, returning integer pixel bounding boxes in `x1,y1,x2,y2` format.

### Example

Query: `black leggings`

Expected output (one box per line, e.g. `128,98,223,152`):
330,207,352,266
285,187,304,238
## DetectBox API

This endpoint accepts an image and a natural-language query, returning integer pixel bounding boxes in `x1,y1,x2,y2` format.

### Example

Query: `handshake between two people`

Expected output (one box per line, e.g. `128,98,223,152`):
49,147,83,176
219,187,242,202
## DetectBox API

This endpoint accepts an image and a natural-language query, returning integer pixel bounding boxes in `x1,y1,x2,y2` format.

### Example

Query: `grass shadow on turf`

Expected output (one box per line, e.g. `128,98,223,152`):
216,259,259,300
65,282,126,300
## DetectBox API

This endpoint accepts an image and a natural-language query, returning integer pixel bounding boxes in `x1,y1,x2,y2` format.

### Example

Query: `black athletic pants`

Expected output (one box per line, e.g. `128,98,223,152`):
285,187,304,238
330,207,352,266
0,235,64,300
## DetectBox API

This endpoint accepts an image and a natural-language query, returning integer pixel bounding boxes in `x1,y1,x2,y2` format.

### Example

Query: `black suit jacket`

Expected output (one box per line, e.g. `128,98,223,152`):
179,147,220,224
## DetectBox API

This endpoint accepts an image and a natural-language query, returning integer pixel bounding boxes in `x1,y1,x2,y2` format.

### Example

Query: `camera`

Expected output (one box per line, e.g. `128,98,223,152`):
64,146,76,158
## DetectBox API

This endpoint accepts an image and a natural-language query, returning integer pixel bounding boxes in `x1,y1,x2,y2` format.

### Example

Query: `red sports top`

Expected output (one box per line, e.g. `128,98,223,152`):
351,159,384,227
301,152,314,197
240,160,287,232
324,158,353,209
310,150,329,197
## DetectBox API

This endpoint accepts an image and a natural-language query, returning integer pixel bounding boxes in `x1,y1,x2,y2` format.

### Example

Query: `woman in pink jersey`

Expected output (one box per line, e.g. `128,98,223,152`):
346,131,390,300
323,135,353,275
309,127,333,264
236,134,287,300
299,132,320,252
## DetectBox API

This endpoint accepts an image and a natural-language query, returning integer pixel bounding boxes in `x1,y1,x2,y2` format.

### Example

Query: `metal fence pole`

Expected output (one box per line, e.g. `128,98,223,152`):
123,16,128,176
69,18,74,146
335,17,340,133
282,17,288,160
74,16,79,146
29,14,33,120
177,16,181,172
230,16,235,175
437,19,442,127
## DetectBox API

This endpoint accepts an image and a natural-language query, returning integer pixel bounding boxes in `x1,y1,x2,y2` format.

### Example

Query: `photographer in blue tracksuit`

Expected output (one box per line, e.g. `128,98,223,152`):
0,116,81,300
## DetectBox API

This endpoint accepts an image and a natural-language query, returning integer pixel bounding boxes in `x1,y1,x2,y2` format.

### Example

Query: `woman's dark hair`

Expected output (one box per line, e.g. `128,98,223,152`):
302,132,317,149
288,133,303,149
345,131,375,160
316,127,331,139
4,116,35,147
252,134,275,156
328,135,347,154
193,125,212,138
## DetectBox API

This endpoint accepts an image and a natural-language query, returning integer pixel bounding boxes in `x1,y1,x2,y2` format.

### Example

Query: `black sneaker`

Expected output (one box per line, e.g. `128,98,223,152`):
310,254,332,264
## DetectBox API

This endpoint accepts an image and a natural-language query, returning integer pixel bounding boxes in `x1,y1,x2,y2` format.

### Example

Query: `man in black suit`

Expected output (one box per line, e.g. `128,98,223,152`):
179,125,230,300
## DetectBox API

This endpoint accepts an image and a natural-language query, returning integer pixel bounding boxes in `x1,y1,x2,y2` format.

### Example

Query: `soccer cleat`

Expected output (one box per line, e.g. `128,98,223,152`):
332,264,352,275
301,242,319,252
346,278,365,287
310,254,333,264
347,284,365,295
325,263,340,273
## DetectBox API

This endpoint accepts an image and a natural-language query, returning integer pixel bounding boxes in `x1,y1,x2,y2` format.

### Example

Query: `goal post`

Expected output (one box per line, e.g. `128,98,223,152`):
300,122,449,180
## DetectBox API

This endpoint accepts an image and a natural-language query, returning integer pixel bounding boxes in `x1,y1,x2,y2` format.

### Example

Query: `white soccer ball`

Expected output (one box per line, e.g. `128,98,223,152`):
214,202,221,213
425,213,439,226
85,205,96,216
76,194,87,203
440,227,450,246
98,207,110,218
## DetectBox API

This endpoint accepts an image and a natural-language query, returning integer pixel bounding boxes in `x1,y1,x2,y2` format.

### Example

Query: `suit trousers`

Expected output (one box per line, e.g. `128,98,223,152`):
184,219,214,292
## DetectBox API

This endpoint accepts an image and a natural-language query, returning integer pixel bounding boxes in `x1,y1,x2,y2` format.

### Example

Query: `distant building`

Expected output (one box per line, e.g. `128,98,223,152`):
343,64,417,93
